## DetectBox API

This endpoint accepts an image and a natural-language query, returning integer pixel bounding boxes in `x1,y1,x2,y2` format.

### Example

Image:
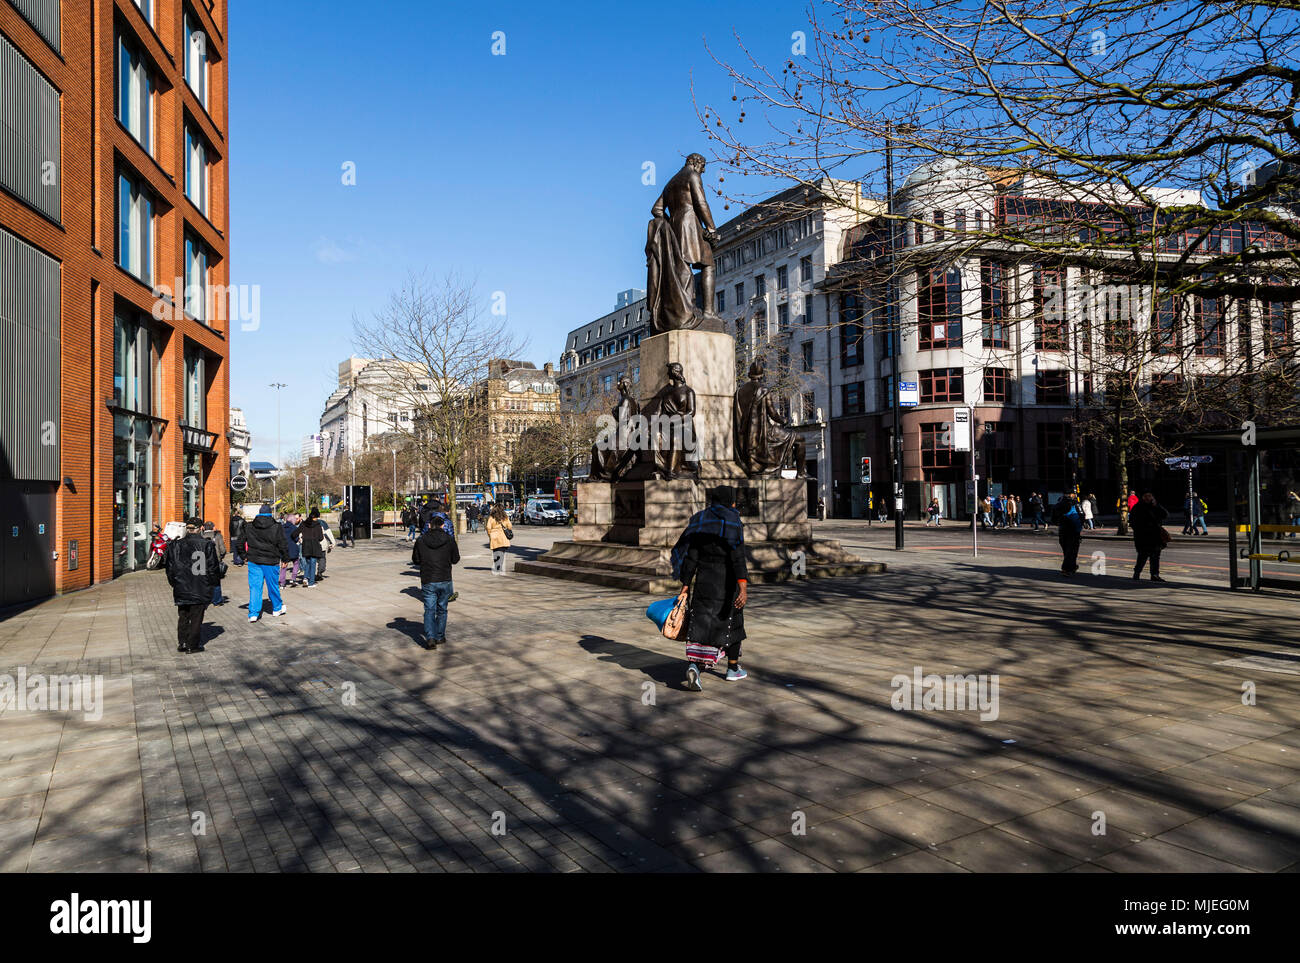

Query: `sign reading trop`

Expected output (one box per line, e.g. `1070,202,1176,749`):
50,894,151,943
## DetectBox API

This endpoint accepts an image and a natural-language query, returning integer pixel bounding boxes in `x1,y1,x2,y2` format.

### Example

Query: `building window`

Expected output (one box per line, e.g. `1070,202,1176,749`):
840,294,864,366
755,274,766,299
734,282,744,306
1101,279,1136,353
920,423,953,468
1034,266,1067,351
185,234,208,322
185,12,210,109
801,341,814,372
842,381,865,416
185,123,210,216
914,222,923,245
1195,295,1224,356
981,260,1007,348
918,267,962,349
777,265,788,290
133,0,154,24
802,390,816,421
1262,291,1291,357
1155,294,1181,355
183,342,206,429
716,289,725,313
982,421,1013,480
777,303,790,331
800,255,813,283
116,35,154,153
954,210,966,234
1036,370,1068,404
983,367,1011,402
113,313,153,413
934,210,944,240
919,368,963,404
1036,423,1067,490
117,171,154,285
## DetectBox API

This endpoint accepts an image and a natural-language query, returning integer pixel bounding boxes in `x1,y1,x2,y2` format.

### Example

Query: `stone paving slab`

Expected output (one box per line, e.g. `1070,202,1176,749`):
0,526,1298,872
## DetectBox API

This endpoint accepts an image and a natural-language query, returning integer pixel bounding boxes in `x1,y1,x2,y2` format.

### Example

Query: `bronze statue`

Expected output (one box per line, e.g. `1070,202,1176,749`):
588,375,640,482
639,362,700,479
645,154,720,334
733,357,806,476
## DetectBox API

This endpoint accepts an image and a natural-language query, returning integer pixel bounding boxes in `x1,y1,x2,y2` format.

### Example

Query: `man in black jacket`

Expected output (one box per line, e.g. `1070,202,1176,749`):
339,506,355,547
230,513,246,566
243,503,290,621
164,517,222,653
411,524,460,649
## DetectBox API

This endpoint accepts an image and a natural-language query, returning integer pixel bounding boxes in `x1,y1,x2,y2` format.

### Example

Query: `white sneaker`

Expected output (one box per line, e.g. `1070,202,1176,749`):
686,663,703,691
272,608,286,617
725,666,748,682
248,616,259,623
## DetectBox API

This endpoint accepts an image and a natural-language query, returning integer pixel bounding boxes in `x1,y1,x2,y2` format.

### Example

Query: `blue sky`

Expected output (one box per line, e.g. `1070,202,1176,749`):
229,0,814,462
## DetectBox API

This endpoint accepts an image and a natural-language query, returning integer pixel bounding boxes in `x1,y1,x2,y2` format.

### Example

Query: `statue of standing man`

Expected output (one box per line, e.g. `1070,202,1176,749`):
645,153,721,334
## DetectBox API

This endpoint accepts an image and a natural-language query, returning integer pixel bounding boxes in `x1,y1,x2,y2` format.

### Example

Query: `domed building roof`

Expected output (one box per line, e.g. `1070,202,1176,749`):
901,157,992,194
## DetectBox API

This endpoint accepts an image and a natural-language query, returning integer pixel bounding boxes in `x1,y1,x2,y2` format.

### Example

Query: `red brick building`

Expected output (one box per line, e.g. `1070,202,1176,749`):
0,0,230,606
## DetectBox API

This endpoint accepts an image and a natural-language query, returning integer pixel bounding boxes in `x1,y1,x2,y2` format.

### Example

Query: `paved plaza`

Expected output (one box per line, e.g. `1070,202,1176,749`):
1,524,1298,873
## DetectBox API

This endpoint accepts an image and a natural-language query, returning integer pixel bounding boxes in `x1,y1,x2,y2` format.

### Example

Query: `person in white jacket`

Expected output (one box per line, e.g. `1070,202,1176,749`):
1081,496,1095,530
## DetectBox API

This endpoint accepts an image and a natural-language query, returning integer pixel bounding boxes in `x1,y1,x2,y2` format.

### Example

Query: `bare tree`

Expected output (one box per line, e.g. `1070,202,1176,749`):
353,273,524,529
698,0,1300,523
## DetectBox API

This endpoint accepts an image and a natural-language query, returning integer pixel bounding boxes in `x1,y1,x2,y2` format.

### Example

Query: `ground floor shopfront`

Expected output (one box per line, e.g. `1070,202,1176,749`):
829,405,1126,522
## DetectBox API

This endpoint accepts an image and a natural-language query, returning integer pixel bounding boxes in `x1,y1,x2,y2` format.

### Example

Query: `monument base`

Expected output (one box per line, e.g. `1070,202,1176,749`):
514,536,885,594
518,475,884,593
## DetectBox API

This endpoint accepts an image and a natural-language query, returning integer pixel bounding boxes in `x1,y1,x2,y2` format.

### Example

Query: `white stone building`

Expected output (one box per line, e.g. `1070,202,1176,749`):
227,407,252,478
318,357,436,467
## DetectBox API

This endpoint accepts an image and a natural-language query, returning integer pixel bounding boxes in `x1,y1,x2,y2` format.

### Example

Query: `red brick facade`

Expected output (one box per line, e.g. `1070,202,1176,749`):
0,0,230,597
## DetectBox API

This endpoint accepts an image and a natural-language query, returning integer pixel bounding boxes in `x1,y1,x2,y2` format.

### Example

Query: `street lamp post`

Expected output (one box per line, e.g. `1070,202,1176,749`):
884,122,910,550
392,450,398,512
270,382,287,477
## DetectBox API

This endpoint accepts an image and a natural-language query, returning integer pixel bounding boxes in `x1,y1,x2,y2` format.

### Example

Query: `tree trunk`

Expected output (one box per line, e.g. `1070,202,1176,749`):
1116,439,1130,537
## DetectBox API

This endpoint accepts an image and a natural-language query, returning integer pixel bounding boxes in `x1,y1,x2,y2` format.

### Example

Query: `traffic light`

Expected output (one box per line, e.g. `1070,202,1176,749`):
860,456,872,485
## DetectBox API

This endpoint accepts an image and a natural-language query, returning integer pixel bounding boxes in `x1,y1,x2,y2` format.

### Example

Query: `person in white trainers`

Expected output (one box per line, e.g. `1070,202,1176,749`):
672,485,748,689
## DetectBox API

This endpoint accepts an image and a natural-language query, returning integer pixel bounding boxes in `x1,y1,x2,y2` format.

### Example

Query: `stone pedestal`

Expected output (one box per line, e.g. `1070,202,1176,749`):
574,476,810,545
638,328,735,471
567,325,807,549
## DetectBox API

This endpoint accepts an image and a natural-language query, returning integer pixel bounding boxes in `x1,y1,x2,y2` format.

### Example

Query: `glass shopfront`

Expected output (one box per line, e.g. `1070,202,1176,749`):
183,450,203,520
113,412,158,575
113,311,159,576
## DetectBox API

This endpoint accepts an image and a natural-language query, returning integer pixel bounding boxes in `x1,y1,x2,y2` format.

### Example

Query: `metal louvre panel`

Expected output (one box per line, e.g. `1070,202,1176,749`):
0,29,61,221
0,225,61,481
7,0,60,54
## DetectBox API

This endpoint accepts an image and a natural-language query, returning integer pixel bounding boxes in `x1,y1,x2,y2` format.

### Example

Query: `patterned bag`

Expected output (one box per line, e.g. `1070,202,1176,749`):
662,590,690,640
684,641,724,665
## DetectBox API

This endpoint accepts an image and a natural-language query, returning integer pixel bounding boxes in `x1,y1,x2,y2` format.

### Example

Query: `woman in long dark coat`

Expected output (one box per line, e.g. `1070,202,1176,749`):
1129,491,1169,582
672,486,748,690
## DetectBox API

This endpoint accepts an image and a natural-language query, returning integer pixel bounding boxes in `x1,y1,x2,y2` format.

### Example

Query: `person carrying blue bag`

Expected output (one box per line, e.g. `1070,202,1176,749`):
663,485,748,691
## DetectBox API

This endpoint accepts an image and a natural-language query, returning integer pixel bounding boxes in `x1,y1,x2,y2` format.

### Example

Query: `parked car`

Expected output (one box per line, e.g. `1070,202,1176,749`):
521,498,566,525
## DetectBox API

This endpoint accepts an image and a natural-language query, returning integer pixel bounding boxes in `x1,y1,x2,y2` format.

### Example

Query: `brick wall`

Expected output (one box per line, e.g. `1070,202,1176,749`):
0,0,230,596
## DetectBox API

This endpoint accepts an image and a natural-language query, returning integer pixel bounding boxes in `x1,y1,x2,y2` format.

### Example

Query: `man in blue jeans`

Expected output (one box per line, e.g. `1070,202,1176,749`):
411,518,459,649
242,503,290,622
